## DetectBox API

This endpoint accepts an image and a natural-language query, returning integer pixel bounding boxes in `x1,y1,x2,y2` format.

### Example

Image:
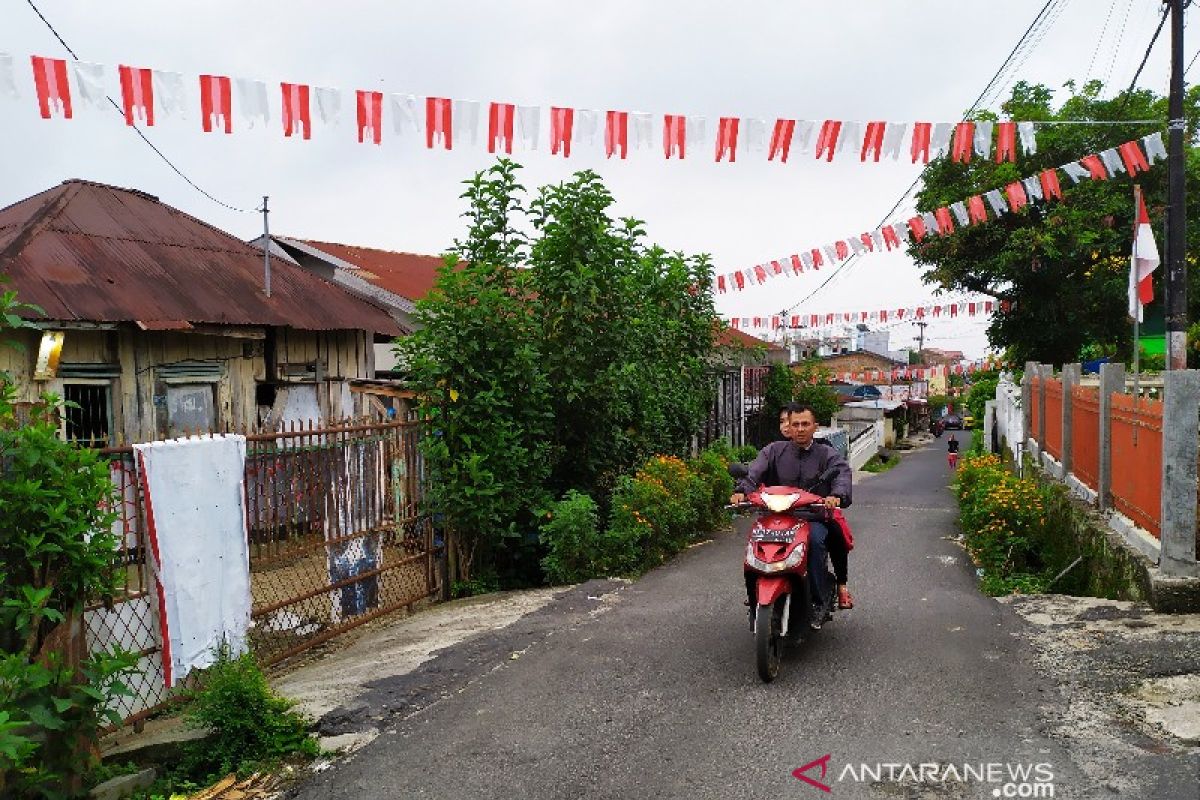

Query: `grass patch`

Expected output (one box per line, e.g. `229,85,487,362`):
860,453,899,473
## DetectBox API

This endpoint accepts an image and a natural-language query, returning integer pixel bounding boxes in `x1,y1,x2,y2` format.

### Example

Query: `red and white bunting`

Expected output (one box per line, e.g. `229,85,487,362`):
281,82,311,139
426,97,452,149
606,110,628,159
715,135,1164,294
489,102,516,154
723,299,996,331
198,74,232,133
31,55,71,119
549,106,574,157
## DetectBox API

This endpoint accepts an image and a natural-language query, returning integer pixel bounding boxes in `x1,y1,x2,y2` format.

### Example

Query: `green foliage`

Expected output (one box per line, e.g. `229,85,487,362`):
927,393,949,417
0,394,140,798
964,372,1000,423
398,161,721,587
539,491,604,584
761,361,839,426
183,647,318,776
954,454,1051,595
910,80,1200,366
860,454,898,474
762,364,796,416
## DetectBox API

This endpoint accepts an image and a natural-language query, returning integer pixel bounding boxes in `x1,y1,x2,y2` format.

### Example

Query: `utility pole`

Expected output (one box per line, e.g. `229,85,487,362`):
261,195,271,298
914,321,928,364
1166,0,1187,370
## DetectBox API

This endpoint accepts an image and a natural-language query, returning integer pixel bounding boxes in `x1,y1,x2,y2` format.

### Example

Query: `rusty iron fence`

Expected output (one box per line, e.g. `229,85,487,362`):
1109,394,1164,539
88,419,436,726
1070,385,1101,491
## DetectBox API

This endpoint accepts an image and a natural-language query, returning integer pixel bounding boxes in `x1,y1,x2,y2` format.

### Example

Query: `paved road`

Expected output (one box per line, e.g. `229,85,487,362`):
291,442,1197,800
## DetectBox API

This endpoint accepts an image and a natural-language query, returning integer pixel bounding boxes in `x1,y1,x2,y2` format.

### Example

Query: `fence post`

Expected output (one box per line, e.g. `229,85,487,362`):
1060,363,1080,475
1037,364,1048,449
1022,361,1037,450
1097,362,1126,513
1160,369,1200,575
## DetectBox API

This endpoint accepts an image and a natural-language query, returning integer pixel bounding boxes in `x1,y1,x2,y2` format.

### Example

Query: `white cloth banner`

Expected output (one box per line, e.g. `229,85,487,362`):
630,112,653,150
575,108,601,146
390,93,422,136
973,120,993,157
152,70,186,118
454,99,481,146
0,53,19,100
72,61,107,110
1017,121,1037,154
314,87,341,125
134,435,251,687
235,78,269,128
882,122,908,160
744,117,767,153
516,104,540,150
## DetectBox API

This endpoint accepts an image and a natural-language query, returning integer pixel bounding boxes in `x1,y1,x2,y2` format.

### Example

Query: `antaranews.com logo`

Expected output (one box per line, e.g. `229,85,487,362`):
793,755,1055,797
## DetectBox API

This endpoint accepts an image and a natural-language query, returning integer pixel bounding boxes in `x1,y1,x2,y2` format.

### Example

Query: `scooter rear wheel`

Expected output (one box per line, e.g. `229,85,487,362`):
755,603,783,682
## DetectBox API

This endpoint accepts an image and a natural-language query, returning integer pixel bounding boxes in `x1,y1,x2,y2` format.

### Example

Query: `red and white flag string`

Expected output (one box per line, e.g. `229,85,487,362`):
726,298,1000,332
830,362,987,383
716,133,1165,294
4,51,1054,164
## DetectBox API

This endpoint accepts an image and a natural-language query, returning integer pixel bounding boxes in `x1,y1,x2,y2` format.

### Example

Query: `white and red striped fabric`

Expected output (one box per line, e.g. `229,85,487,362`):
31,55,71,118
769,119,795,162
663,113,686,159
426,97,452,149
489,102,515,154
1128,189,1160,323
605,110,628,159
119,65,153,126
199,74,232,133
549,106,573,157
282,82,311,139
715,117,739,162
357,90,383,144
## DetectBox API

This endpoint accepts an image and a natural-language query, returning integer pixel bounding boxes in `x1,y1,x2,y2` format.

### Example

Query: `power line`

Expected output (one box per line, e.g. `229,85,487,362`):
23,0,251,214
777,0,1064,317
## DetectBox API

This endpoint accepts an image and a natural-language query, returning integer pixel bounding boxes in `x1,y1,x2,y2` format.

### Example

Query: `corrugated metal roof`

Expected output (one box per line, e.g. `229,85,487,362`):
0,181,401,335
290,239,445,303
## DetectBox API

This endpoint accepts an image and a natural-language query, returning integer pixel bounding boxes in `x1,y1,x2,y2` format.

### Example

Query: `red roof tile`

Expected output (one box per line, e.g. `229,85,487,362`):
294,240,445,302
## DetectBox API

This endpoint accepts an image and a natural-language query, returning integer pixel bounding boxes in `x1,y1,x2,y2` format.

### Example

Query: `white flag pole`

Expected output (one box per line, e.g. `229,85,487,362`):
1132,183,1141,409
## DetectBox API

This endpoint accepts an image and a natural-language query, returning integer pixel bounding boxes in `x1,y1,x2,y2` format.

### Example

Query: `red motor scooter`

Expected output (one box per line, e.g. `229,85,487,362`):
734,478,853,682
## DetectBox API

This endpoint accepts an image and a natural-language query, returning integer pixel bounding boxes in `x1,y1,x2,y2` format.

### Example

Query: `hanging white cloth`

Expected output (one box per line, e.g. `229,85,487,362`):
390,93,422,137
0,53,18,100
152,71,186,119
314,87,341,126
453,99,481,146
1017,121,1037,154
235,79,269,128
71,61,106,110
630,112,653,150
516,104,540,150
972,120,993,158
881,122,908,160
574,108,601,147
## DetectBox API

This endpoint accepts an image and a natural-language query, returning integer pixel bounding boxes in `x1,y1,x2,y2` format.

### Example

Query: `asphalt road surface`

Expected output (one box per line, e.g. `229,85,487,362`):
290,442,1198,800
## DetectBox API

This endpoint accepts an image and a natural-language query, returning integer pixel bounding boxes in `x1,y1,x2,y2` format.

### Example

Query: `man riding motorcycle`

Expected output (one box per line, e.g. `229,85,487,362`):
730,403,854,615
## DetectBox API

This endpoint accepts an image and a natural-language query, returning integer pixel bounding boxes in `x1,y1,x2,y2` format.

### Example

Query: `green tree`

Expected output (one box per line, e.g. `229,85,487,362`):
910,80,1200,366
399,162,721,587
792,360,840,425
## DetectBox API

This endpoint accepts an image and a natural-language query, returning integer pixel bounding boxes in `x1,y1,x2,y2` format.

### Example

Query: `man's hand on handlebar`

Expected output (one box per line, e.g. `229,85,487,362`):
822,496,841,508
729,492,746,505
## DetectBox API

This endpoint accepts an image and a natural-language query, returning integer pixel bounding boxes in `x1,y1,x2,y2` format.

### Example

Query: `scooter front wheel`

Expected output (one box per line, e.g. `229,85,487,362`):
754,603,783,682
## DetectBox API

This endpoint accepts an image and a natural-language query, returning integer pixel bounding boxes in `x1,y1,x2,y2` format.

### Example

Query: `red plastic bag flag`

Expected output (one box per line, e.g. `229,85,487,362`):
995,122,1016,162
715,117,739,162
910,122,932,164
199,74,232,133
281,82,311,139
119,65,153,126
951,122,974,163
426,97,452,149
550,107,574,157
356,91,383,144
664,114,687,159
1118,141,1149,176
488,102,515,154
31,55,71,119
861,121,886,162
815,120,841,162
769,119,795,162
606,111,628,159
1039,169,1062,201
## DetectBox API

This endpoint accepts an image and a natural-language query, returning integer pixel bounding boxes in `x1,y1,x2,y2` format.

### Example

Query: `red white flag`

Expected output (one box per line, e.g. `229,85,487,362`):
199,74,232,133
715,117,739,162
664,114,686,159
769,119,795,162
119,65,153,126
426,97,452,149
31,55,71,119
488,102,515,154
281,82,311,139
550,106,574,157
606,110,628,159
1128,188,1160,322
357,90,383,144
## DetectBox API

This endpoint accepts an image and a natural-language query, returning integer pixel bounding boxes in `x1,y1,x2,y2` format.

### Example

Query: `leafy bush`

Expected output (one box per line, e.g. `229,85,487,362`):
0,393,137,798
954,454,1051,595
539,491,606,584
183,647,318,776
733,444,759,463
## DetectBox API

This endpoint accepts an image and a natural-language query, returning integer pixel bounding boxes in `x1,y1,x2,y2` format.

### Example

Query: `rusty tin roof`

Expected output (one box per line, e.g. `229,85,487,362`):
0,180,401,336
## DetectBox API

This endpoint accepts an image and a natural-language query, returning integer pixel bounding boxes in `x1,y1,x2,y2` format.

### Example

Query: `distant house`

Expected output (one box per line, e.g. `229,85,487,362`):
0,180,403,444
819,349,908,377
252,237,445,374
714,326,789,366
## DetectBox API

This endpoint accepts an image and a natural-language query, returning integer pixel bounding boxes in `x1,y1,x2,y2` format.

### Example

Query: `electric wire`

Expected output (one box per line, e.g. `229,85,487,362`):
23,0,252,214
1084,0,1121,85
775,0,1063,318
1100,0,1137,91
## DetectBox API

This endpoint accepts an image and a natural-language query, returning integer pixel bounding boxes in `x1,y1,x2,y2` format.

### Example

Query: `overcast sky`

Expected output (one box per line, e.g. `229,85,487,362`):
0,1,1183,358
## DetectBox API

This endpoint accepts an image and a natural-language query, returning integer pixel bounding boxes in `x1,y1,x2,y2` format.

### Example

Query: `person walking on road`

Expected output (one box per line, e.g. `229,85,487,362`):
946,433,960,469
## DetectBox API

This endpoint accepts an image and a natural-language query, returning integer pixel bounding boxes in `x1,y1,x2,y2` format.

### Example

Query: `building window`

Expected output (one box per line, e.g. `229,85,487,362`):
63,383,112,446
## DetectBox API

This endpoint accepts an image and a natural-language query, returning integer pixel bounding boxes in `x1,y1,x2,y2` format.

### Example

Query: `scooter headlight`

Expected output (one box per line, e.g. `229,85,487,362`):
761,492,800,512
745,541,806,573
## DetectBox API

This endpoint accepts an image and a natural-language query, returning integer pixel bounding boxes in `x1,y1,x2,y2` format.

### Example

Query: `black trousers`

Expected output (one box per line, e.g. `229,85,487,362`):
827,523,849,584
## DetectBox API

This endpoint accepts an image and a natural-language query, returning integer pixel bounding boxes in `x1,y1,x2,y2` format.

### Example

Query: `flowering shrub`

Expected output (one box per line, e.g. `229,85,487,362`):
539,449,733,583
954,454,1051,595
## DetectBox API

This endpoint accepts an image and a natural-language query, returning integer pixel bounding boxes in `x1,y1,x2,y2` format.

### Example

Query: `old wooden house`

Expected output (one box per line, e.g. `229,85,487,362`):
0,180,403,444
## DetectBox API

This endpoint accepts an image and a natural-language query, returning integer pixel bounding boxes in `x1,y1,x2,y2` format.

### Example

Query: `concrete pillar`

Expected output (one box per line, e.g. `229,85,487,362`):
1097,362,1126,513
1022,361,1037,449
984,399,997,454
1037,364,1048,449
1060,363,1080,474
1160,369,1200,575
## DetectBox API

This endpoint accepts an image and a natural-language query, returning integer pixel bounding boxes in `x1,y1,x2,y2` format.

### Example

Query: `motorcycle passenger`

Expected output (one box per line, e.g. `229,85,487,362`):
730,403,854,621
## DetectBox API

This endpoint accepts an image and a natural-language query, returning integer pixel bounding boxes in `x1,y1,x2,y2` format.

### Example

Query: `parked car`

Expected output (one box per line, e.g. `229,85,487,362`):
941,413,964,430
